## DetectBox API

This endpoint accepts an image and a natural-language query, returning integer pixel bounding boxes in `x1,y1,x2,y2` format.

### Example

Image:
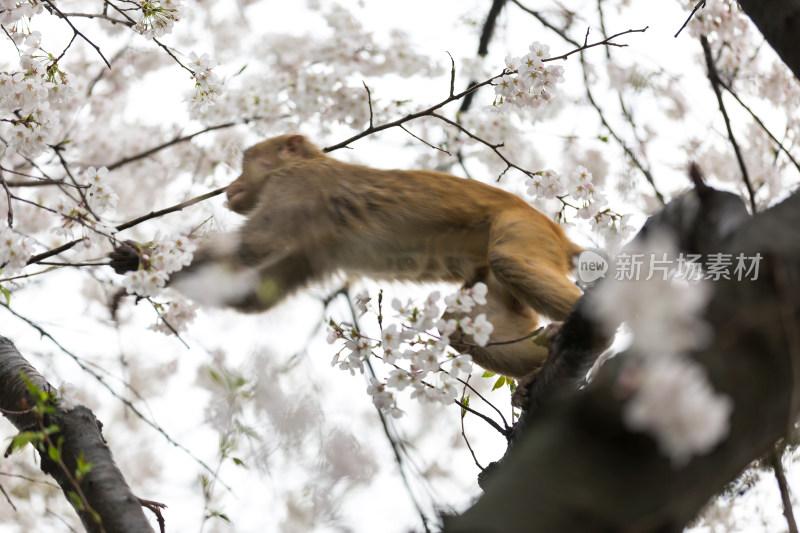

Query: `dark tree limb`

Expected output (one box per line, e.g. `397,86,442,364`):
459,0,507,113
0,336,154,533
737,0,800,80
447,183,800,531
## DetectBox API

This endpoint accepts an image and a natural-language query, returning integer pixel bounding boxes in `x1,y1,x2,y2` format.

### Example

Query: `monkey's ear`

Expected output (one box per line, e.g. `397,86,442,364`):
283,135,309,157
282,134,323,159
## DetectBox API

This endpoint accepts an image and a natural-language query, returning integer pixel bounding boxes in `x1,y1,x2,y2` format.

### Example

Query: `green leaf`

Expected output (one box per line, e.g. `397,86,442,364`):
48,445,61,463
8,430,43,453
207,510,231,522
0,284,10,305
491,376,506,391
75,452,93,480
67,491,85,511
19,372,57,410
481,370,495,378
460,395,470,418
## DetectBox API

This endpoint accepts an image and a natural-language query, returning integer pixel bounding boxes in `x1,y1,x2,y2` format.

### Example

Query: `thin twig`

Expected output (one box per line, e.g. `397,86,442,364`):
323,78,496,153
106,122,240,171
718,80,800,175
0,170,13,227
675,1,706,38
4,179,66,187
398,125,450,155
138,498,167,533
459,377,485,471
114,186,226,232
769,450,799,533
362,82,374,129
343,295,433,533
58,11,131,26
26,186,227,265
700,35,758,213
546,26,648,63
430,112,527,180
0,483,15,511
41,0,111,68
446,52,456,98
579,52,665,204
512,2,664,202
453,374,510,430
103,1,192,74
597,0,652,171
325,28,646,154
511,0,582,47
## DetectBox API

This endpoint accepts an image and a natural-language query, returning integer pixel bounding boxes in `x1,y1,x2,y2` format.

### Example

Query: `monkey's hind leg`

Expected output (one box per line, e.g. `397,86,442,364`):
487,217,582,321
443,273,550,379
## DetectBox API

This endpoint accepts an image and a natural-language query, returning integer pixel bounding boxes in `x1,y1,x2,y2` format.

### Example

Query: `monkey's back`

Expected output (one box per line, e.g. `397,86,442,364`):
265,158,577,283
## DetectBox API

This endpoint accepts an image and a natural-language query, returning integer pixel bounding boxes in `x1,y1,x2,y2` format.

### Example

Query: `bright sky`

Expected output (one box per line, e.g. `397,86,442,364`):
0,1,797,532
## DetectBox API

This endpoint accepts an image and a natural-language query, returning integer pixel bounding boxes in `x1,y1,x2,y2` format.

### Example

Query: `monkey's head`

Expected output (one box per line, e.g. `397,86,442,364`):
226,134,325,214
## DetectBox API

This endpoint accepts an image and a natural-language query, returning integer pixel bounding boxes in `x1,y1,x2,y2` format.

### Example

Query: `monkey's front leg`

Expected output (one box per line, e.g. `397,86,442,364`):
110,235,309,312
167,233,313,313
217,251,315,312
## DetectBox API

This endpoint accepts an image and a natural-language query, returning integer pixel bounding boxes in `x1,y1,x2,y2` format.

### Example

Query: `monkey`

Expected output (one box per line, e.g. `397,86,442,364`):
111,134,583,379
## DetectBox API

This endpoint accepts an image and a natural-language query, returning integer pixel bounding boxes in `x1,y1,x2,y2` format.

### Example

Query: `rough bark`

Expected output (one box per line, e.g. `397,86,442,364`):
738,0,800,80
0,336,154,533
446,190,800,532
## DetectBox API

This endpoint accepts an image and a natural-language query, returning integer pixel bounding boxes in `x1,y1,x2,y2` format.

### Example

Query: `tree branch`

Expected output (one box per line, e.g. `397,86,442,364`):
0,336,152,532
700,35,758,213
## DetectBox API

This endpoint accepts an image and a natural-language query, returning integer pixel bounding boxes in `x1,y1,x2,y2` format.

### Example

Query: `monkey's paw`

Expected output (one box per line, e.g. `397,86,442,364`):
109,240,145,274
511,321,563,408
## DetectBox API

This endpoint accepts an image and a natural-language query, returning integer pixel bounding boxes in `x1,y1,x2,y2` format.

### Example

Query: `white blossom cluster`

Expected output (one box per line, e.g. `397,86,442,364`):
48,166,119,249
133,0,183,40
0,0,42,26
191,4,439,130
623,356,733,466
81,166,119,215
327,284,493,418
0,31,70,159
591,234,733,465
678,0,799,210
120,234,196,297
150,291,197,334
494,42,565,109
186,52,222,117
0,224,33,275
320,6,440,78
682,0,751,76
526,165,634,242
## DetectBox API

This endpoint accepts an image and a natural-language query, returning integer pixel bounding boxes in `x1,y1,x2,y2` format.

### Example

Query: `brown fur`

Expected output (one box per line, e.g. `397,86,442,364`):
184,134,583,378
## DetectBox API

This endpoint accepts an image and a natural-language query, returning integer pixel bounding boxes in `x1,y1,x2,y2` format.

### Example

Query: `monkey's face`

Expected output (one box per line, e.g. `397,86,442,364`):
226,135,321,214
226,176,256,214
226,153,277,214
